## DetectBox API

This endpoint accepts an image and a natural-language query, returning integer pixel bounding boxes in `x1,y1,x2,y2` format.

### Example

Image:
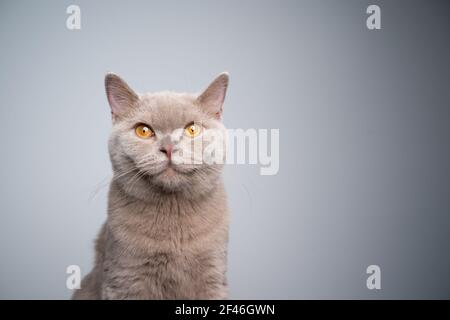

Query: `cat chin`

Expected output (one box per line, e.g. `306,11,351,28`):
149,165,219,196
115,161,221,199
150,167,192,189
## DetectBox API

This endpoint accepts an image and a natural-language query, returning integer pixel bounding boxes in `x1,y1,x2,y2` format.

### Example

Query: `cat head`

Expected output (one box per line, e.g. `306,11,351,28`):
105,72,229,201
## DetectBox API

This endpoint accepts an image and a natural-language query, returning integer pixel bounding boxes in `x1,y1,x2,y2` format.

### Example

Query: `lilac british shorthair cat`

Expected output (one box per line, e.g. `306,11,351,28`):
72,73,230,299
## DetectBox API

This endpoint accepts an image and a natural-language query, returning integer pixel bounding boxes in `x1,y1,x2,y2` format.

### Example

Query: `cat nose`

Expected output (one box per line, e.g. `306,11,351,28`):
159,144,173,159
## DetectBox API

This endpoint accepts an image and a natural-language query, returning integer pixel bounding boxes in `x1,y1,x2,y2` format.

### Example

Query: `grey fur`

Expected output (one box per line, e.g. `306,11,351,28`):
73,73,230,299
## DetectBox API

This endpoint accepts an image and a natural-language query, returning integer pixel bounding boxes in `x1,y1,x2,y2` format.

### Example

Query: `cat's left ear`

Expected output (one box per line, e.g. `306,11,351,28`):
196,72,229,120
105,73,139,121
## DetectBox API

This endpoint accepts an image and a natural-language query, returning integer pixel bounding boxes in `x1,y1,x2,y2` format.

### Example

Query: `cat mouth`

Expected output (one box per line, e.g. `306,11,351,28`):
160,165,177,176
125,156,197,184
157,163,195,176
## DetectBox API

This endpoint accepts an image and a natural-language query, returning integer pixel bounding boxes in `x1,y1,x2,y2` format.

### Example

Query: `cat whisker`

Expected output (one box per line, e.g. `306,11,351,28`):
125,169,148,195
88,175,113,202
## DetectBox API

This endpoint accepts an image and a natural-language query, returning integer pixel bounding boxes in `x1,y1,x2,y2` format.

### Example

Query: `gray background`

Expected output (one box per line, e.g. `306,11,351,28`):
0,0,449,299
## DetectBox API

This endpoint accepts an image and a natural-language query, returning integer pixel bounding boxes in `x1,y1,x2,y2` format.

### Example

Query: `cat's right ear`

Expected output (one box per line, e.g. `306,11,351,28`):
105,73,139,121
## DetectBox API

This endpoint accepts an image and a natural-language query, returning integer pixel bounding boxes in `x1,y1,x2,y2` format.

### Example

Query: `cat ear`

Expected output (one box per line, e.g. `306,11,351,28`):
196,72,229,119
105,73,139,120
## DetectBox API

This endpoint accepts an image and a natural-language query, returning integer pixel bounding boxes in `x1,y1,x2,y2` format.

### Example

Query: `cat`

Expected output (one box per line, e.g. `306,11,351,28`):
72,72,230,299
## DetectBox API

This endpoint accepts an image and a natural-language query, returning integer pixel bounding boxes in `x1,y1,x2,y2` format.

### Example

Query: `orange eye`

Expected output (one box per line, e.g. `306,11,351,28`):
135,124,154,139
185,123,202,137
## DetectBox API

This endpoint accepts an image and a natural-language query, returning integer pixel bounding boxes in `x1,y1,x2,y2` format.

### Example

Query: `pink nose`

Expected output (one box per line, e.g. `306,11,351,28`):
160,144,173,159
